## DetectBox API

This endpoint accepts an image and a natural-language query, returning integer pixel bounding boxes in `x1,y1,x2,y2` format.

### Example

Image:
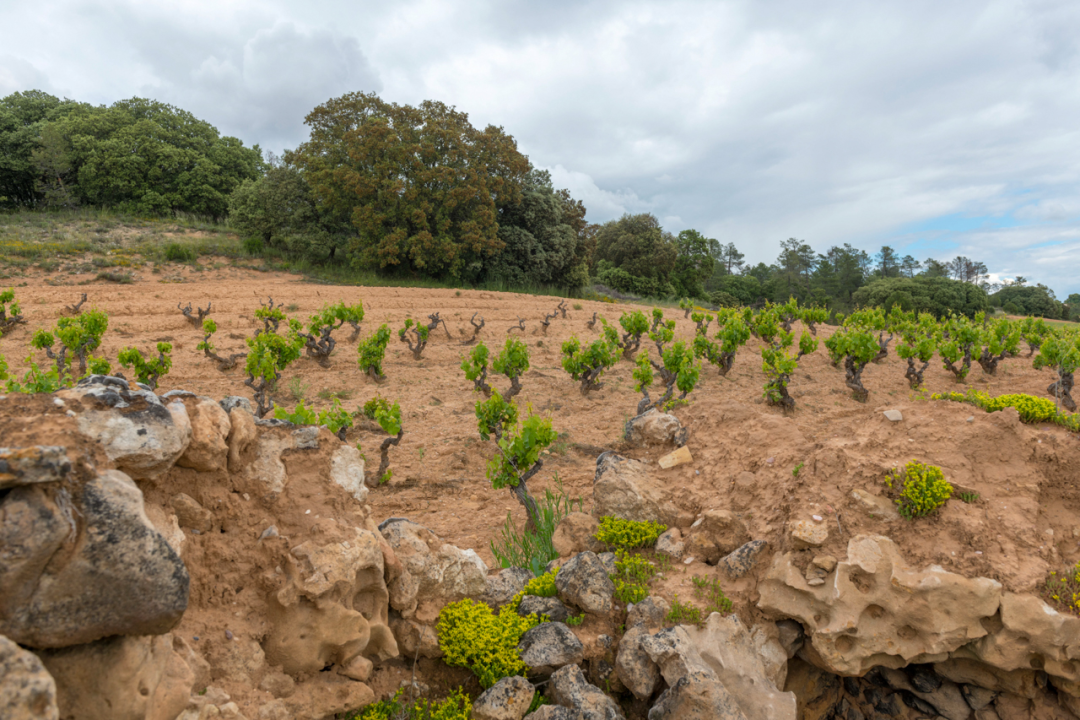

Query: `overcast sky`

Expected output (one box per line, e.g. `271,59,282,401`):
3,0,1079,295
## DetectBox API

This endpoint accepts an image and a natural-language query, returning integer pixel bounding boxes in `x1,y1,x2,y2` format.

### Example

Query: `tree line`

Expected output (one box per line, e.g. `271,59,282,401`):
2,89,1076,320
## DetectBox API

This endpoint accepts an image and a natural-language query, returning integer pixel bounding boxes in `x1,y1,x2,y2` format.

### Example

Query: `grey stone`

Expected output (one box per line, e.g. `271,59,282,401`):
484,568,535,609
219,396,253,414
655,528,684,560
548,664,624,720
0,447,71,490
597,552,617,576
623,409,686,447
626,597,670,630
518,596,571,623
517,623,584,676
555,552,614,616
648,669,749,720
526,706,582,719
883,410,903,422
473,675,536,720
593,453,679,526
0,634,58,720
960,684,996,711
0,470,189,648
718,540,767,579
615,625,660,701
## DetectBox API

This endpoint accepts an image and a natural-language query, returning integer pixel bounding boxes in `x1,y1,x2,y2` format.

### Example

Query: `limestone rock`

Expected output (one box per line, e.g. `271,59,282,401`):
258,670,295,699
749,622,790,690
0,447,70,490
264,527,397,675
788,519,828,548
378,519,488,621
592,453,679,526
615,625,659,700
171,493,212,532
59,376,192,480
388,615,442,659
883,409,903,422
850,488,900,522
225,407,256,472
0,634,58,720
38,634,193,720
623,408,686,447
552,513,601,557
718,540,767,579
547,664,624,720
626,597,670,630
758,534,1002,676
219,396,253,415
473,675,536,720
238,425,329,494
177,398,230,472
517,623,585,677
648,669,748,720
555,552,614,616
0,469,189,648
483,568,535,609
684,510,750,564
518,596,571,623
329,444,367,503
655,528,684,560
525,706,581,719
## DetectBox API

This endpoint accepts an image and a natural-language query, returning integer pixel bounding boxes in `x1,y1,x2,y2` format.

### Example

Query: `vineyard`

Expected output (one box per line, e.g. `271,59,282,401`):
0,261,1076,572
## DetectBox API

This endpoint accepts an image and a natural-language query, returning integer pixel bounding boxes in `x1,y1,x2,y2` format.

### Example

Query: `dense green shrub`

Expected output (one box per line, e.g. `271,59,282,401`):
852,276,988,318
523,569,558,598
594,517,667,551
885,460,953,519
117,342,172,389
933,389,1080,432
347,688,472,720
437,594,542,688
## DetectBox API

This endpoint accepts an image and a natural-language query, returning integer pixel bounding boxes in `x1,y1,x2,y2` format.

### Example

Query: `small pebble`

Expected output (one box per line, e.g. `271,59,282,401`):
225,630,234,640
53,397,65,407
812,515,823,522
975,551,983,555
242,493,250,501
191,529,201,535
193,636,199,641
305,509,311,515
66,409,76,417
683,557,695,565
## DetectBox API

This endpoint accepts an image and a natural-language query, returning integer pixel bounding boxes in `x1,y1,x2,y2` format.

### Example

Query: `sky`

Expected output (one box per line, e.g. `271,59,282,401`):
2,0,1079,296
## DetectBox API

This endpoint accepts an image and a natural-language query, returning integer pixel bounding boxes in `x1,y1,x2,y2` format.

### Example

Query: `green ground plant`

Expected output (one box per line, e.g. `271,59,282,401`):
31,308,110,383
490,475,582,576
933,389,1080,432
523,568,558,597
611,550,657,604
885,460,953,519
117,342,172,389
594,517,667,551
436,594,543,688
347,688,472,720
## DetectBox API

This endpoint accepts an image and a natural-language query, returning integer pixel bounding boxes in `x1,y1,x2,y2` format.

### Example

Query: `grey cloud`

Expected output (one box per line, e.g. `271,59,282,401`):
0,56,53,97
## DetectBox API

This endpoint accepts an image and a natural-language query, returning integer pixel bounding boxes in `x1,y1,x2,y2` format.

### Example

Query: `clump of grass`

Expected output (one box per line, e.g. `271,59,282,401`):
490,475,582,576
288,376,308,402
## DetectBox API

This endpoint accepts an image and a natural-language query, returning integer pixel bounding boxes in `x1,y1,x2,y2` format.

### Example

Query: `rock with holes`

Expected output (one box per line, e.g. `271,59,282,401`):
719,540,767,579
615,625,660,701
592,453,681,526
757,534,1002,677
0,468,189,648
263,527,397,675
472,675,536,720
483,567,534,609
518,596,571,623
59,376,192,480
0,634,58,720
37,634,193,720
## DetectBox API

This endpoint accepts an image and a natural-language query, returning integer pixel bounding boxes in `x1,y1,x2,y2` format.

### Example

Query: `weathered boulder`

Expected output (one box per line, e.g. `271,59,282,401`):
59,376,192,480
378,519,489,622
329,444,367,503
525,706,581,719
0,469,188,648
518,595,571,623
483,568,535,609
236,424,326,494
592,453,679,526
555,552,614,616
0,634,57,720
547,664,624,720
758,534,1002,676
225,407,256,472
473,675,536,720
718,540,767,579
517,623,585,677
38,634,193,720
648,669,748,720
654,528,684,560
170,493,212,532
0,447,70,490
176,397,230,472
263,527,397,675
615,625,660,701
552,513,602,557
219,396,253,415
623,409,686,447
684,510,750,565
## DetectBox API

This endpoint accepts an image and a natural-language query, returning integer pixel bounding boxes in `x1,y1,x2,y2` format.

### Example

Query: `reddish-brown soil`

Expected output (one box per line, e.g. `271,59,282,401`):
3,260,1079,611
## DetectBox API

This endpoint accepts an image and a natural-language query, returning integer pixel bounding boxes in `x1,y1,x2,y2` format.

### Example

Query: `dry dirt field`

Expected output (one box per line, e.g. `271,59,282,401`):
3,258,1079,605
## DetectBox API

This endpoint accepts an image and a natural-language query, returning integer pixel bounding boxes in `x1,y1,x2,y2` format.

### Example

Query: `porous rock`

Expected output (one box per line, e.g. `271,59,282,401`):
552,512,601,556
626,596,670,630
0,469,189,648
655,527,684,560
517,622,585,677
219,396,253,414
0,634,58,720
758,534,1002,676
592,452,679,526
615,625,660,700
38,633,193,720
263,527,397,675
473,675,536,720
788,519,828,548
0,446,71,490
483,567,535,609
176,397,230,472
555,552,614,616
623,408,686,447
684,510,750,564
718,540,767,578
329,443,367,503
59,376,192,480
547,664,624,720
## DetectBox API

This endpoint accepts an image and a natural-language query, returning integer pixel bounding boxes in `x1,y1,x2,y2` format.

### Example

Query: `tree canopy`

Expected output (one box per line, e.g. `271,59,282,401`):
853,276,989,317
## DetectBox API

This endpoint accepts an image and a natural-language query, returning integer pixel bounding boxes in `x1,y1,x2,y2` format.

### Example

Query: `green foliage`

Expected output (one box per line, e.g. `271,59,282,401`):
593,214,677,298
117,342,173,389
666,595,703,625
671,229,716,298
369,398,402,435
490,476,582,576
691,575,735,614
310,301,364,334
273,399,318,425
561,334,619,395
475,393,519,442
492,337,530,381
437,595,542,688
933,389,1080,432
761,330,816,410
291,92,530,282
523,569,559,598
357,324,391,378
708,290,741,308
989,284,1062,319
31,308,109,381
197,318,218,353
4,355,63,394
885,460,953,519
164,243,195,262
487,412,556,491
611,550,657,604
399,317,430,342
853,276,989,318
692,311,751,377
0,288,23,325
959,492,980,504
939,314,981,382
461,341,491,384
566,614,584,627
347,688,473,720
594,516,667,551
244,322,303,416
